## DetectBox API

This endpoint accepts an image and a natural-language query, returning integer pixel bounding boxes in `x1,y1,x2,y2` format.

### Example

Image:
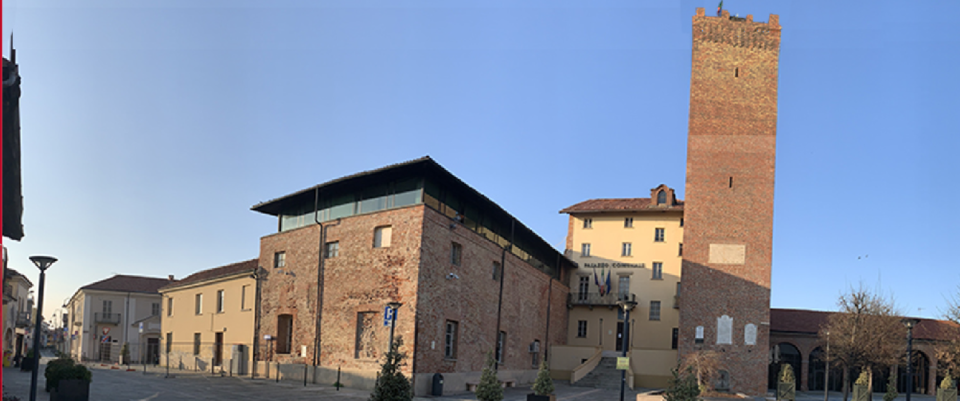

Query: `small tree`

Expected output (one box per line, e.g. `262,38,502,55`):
369,339,411,401
884,370,898,401
664,365,701,401
681,350,720,391
532,360,554,396
942,375,956,390
780,364,796,383
476,352,503,401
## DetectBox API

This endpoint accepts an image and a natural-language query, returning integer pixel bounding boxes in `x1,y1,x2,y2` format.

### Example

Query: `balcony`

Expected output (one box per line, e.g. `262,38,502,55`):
568,292,636,307
94,312,121,324
15,312,31,328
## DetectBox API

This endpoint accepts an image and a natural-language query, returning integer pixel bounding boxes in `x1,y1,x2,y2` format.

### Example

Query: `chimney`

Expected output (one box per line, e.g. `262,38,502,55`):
168,275,175,281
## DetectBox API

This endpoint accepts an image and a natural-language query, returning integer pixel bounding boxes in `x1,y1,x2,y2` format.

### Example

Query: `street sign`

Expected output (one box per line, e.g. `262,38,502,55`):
384,306,397,327
139,322,144,333
616,357,630,370
102,327,110,335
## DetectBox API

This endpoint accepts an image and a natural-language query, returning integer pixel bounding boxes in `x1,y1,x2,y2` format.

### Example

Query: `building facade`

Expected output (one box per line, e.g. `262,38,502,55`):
2,267,33,365
159,259,257,374
678,8,782,395
250,156,575,396
65,275,171,363
553,185,684,388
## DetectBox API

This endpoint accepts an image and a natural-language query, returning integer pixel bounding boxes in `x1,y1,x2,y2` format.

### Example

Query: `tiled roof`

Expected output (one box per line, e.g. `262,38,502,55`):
771,308,959,342
159,259,258,291
559,198,684,214
80,275,172,294
3,267,32,287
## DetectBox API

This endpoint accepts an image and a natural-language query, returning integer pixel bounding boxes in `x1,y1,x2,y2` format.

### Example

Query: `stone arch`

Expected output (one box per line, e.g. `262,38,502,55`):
769,342,802,390
808,346,843,392
898,350,930,394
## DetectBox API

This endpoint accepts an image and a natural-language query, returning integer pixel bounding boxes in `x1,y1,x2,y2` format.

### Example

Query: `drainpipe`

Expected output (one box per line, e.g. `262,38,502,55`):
313,188,340,367
252,267,264,378
494,219,515,371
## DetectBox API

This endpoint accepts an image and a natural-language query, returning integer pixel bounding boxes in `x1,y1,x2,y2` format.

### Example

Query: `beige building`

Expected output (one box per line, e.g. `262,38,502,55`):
552,185,684,388
64,275,170,363
3,267,33,365
159,259,257,374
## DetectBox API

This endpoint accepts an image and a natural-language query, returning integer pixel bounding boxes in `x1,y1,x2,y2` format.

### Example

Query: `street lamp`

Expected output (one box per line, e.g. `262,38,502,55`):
617,297,638,401
386,302,402,354
28,255,57,401
824,329,830,401
902,318,921,401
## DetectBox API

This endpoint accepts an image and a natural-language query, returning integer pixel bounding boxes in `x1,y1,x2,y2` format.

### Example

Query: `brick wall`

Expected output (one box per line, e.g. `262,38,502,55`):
678,7,781,395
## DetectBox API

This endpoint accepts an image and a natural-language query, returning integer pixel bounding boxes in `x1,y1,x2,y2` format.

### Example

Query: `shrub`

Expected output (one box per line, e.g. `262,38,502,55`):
44,358,91,393
476,352,503,401
779,364,796,384
369,339,411,401
942,375,955,390
664,366,701,401
884,370,898,401
856,369,870,386
532,360,554,396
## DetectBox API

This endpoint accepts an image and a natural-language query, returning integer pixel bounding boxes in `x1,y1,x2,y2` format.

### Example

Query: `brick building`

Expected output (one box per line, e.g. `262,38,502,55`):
678,8,782,395
250,156,575,395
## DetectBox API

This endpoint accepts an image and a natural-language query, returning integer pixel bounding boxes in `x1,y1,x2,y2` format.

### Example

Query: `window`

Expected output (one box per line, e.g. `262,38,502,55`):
241,285,250,310
655,228,665,242
277,314,293,354
618,276,630,299
167,298,173,317
679,243,683,256
672,328,679,349
216,290,224,313
581,243,591,257
624,217,633,228
102,300,112,315
166,332,172,353
151,303,160,316
652,262,663,280
451,242,462,266
578,276,589,301
657,190,667,205
325,241,339,258
577,320,588,338
495,331,506,364
650,301,661,321
444,320,459,359
680,218,684,227
622,242,632,257
583,218,592,229
531,340,540,368
195,293,203,315
492,261,501,281
193,333,201,355
274,251,286,268
374,226,392,248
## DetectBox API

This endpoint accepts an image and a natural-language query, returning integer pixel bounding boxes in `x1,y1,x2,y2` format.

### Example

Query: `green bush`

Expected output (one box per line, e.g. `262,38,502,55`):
664,366,701,401
779,364,796,384
942,375,956,390
884,370,898,401
476,353,503,401
369,339,411,401
856,369,870,386
44,358,91,393
532,360,554,396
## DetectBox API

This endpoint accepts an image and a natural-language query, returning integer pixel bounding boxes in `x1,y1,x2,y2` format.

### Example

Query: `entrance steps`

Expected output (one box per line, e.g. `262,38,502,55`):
572,356,624,389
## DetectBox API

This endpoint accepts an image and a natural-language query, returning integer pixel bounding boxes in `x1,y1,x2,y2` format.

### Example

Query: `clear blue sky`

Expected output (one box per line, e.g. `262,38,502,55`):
3,0,958,322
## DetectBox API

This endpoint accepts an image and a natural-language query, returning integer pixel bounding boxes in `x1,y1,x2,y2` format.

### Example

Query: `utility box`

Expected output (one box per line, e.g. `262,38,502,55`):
231,344,248,375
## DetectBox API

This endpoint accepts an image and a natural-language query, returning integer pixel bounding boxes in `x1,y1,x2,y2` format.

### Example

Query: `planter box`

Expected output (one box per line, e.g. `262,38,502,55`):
777,382,796,401
938,388,958,401
853,384,870,401
50,379,90,401
20,356,35,371
527,394,556,401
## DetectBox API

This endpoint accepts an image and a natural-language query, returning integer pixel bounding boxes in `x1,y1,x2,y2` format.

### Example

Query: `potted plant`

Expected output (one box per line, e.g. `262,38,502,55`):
19,349,35,372
527,360,555,401
938,375,957,401
853,369,870,401
476,352,503,401
664,365,700,401
777,364,796,401
45,358,91,401
883,370,898,401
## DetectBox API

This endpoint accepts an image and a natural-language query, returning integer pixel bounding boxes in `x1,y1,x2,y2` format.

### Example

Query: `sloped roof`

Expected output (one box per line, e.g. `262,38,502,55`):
159,259,258,291
80,275,171,294
560,198,684,214
771,308,959,342
3,267,32,287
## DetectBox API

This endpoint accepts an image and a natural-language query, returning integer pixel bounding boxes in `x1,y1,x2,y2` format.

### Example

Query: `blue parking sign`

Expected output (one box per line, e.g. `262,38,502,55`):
384,306,396,326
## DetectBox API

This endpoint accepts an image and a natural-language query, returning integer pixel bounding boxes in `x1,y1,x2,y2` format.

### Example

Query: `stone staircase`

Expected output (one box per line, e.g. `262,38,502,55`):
572,356,624,389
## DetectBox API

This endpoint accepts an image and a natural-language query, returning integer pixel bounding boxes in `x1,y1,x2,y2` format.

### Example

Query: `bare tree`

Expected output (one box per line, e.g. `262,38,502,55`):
820,284,904,401
936,289,960,379
680,350,720,391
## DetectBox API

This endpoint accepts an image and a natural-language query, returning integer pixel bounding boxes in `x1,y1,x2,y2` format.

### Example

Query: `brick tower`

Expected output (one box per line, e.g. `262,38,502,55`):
678,8,781,395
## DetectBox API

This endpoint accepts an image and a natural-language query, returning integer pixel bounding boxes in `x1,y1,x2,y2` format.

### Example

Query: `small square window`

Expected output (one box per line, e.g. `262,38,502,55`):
624,217,633,228
492,261,501,281
374,226,392,248
655,228,665,242
451,242,462,266
274,251,286,268
652,262,663,280
649,301,661,321
581,243,591,257
583,218,592,229
325,241,339,258
622,243,632,257
577,320,588,338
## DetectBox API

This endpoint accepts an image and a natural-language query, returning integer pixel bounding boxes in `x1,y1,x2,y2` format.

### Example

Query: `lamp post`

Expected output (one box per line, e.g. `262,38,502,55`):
386,302,402,354
824,329,830,401
901,318,921,401
617,297,638,401
28,255,57,401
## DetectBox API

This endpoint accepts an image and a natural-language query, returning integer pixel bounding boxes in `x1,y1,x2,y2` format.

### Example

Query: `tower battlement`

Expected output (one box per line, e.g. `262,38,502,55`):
693,8,781,51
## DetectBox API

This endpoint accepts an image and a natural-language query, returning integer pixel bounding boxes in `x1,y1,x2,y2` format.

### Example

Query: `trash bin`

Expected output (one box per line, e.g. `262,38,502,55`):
432,373,444,396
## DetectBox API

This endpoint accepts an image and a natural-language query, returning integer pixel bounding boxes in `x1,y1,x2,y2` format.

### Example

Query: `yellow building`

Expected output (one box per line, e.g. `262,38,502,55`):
552,185,683,388
159,259,257,374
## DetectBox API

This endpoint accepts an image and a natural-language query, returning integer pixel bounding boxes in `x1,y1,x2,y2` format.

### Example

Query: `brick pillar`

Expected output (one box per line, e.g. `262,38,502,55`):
801,357,809,391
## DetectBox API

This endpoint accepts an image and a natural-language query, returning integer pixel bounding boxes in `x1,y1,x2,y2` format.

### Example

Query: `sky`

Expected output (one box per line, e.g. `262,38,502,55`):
2,0,958,323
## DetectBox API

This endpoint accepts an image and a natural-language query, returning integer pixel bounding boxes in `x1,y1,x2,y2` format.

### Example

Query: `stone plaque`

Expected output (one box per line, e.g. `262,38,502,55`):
744,323,757,345
717,315,733,345
695,326,704,343
709,244,746,264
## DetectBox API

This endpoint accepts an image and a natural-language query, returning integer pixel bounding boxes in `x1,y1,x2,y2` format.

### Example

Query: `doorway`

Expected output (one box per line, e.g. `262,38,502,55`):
146,338,160,365
214,332,223,366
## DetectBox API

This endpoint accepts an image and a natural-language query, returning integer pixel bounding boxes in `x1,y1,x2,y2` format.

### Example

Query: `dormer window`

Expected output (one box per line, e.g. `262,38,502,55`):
657,191,667,205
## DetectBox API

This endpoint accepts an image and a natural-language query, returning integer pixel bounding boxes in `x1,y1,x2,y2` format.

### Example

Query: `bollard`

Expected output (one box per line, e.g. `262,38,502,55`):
337,366,341,391
303,364,307,387
276,363,280,383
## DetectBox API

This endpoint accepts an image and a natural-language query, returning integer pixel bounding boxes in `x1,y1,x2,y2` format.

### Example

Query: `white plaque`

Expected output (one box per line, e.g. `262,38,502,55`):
744,323,757,345
709,244,746,264
717,315,733,345
695,326,704,340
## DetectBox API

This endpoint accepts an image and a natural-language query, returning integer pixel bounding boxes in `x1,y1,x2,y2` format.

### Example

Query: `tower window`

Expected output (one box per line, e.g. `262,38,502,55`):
735,67,739,78
729,177,733,188
657,191,667,205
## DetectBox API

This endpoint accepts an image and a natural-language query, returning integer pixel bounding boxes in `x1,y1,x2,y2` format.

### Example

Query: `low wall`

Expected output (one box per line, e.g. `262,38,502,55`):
413,369,537,396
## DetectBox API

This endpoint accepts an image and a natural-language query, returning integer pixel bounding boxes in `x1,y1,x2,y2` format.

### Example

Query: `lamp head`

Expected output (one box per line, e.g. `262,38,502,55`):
29,255,57,271
901,318,921,329
387,301,403,310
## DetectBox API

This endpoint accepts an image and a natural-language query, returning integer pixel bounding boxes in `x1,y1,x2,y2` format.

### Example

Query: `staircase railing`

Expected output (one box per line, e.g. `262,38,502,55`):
570,346,603,384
